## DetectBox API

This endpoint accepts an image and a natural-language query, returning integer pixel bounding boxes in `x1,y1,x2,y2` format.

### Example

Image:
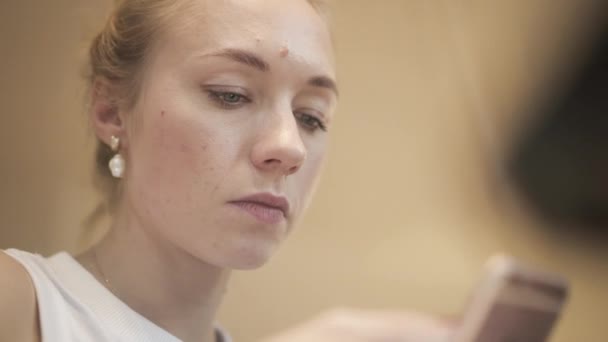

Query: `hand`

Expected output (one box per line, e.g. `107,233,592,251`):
261,307,457,342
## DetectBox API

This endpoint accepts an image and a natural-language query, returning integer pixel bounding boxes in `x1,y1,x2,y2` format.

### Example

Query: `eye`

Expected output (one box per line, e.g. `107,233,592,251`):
295,112,327,133
207,90,251,108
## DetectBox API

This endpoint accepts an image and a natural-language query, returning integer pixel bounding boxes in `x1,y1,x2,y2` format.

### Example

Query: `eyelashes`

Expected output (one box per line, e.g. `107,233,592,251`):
207,90,252,108
294,112,327,132
204,88,328,133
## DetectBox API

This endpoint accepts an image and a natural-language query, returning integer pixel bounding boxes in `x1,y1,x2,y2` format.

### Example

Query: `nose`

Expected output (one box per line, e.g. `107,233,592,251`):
250,110,307,177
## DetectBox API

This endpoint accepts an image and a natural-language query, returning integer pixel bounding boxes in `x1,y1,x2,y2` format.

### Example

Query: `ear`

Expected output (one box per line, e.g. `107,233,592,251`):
90,77,126,148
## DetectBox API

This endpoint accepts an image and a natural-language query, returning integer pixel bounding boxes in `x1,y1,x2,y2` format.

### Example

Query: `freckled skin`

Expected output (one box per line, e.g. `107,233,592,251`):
121,0,337,270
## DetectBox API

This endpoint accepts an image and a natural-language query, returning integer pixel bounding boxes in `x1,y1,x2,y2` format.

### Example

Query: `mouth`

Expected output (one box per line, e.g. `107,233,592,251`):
228,193,290,225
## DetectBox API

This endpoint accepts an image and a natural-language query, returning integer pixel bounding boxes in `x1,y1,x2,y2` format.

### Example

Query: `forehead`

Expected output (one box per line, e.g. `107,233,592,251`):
160,0,335,76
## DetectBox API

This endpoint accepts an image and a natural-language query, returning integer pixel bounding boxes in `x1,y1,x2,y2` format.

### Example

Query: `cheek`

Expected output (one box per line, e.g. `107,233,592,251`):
157,113,209,180
129,109,223,214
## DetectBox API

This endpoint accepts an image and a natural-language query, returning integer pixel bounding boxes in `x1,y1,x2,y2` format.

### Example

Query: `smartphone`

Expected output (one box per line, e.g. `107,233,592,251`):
454,255,569,342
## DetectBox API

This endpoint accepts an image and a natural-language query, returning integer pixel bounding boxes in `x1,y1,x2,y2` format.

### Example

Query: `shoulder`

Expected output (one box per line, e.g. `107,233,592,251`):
0,250,40,342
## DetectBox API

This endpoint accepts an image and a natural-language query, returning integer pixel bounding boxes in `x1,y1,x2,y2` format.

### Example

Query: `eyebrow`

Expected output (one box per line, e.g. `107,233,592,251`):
209,48,270,72
208,48,339,97
308,75,339,98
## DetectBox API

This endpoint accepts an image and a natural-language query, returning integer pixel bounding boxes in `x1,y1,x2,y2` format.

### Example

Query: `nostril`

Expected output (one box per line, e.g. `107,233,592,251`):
264,158,280,166
260,158,301,175
288,161,305,175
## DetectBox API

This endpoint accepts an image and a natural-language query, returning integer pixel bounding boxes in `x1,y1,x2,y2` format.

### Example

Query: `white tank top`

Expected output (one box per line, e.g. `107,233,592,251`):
5,249,231,342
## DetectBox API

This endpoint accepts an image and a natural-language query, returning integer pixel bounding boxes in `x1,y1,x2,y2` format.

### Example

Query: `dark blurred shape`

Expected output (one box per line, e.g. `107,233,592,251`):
508,15,608,237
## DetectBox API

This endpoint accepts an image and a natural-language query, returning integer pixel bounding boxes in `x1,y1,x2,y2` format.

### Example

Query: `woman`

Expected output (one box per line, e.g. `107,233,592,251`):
0,0,455,341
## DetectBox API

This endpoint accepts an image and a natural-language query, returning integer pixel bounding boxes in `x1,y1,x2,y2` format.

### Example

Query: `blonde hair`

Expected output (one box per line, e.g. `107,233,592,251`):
86,0,330,220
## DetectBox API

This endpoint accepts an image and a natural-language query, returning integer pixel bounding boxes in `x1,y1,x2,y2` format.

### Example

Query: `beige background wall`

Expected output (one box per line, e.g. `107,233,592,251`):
1,1,606,341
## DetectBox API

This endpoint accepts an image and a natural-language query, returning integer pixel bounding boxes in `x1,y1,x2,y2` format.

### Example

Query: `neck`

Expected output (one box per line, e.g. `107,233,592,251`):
77,206,230,342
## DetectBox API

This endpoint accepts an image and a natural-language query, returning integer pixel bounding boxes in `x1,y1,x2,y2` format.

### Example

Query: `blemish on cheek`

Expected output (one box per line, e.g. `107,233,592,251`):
179,143,189,153
279,46,289,58
161,110,166,117
210,183,220,195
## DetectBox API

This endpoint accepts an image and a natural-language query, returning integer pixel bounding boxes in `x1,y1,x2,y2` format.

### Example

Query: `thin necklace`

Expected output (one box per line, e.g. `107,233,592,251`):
93,248,118,296
92,249,224,342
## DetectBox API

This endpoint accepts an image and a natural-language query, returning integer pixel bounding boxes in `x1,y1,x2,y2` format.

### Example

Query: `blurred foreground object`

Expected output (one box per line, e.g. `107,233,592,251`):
456,255,569,342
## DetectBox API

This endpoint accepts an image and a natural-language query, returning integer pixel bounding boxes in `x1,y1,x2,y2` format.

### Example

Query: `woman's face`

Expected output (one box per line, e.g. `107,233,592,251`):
122,0,337,269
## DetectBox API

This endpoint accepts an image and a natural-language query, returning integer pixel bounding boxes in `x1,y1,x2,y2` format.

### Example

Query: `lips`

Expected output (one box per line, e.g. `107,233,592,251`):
229,193,290,224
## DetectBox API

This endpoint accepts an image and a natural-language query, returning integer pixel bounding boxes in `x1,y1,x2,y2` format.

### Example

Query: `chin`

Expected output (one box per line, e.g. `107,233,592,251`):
223,238,280,270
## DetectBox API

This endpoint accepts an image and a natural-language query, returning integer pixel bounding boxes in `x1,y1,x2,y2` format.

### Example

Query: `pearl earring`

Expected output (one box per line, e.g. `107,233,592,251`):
108,135,125,178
